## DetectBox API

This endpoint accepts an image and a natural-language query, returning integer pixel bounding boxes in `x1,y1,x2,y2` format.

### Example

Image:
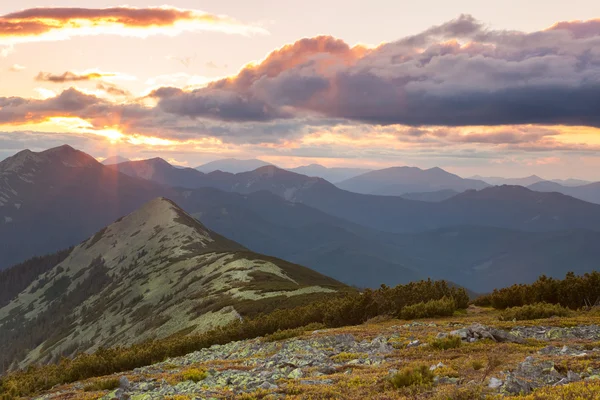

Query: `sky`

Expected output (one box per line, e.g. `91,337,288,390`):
1,1,600,179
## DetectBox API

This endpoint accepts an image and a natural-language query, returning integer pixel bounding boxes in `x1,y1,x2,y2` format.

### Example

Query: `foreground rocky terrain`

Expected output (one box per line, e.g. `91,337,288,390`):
33,308,600,399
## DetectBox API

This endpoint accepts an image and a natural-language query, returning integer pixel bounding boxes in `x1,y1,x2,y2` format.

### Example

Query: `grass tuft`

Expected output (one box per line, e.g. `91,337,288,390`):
389,364,435,388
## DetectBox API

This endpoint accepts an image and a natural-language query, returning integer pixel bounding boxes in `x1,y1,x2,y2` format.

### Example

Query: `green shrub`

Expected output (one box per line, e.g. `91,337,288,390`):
263,323,325,342
471,359,484,371
486,272,600,310
500,302,571,321
82,378,120,392
389,364,435,388
430,335,462,350
400,297,456,320
179,368,206,383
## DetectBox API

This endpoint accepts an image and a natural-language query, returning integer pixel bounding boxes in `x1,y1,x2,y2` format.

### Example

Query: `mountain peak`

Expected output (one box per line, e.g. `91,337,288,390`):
101,155,130,165
40,144,99,168
0,145,98,176
86,196,223,255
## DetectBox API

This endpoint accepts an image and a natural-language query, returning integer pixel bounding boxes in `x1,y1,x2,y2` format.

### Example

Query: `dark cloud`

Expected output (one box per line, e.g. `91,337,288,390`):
0,89,104,124
147,16,600,128
96,83,131,97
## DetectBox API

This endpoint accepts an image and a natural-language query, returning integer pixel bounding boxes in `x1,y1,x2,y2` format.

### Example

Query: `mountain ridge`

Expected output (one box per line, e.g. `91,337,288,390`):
337,166,489,195
0,197,347,370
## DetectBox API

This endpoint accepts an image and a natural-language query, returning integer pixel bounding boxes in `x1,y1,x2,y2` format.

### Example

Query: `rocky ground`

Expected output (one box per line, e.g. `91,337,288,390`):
34,308,600,399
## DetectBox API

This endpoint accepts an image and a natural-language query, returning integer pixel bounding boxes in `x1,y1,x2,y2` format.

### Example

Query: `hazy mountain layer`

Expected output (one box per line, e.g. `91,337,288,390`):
196,158,272,174
337,166,489,195
287,164,371,183
528,181,600,205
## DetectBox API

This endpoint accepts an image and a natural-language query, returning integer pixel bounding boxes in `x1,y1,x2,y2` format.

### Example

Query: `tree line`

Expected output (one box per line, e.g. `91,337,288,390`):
474,271,600,310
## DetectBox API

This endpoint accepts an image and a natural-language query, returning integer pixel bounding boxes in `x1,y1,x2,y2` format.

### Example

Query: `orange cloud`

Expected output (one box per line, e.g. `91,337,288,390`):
0,6,267,46
36,71,114,83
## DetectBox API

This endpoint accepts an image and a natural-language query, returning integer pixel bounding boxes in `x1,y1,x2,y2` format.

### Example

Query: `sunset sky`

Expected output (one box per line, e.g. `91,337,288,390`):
1,1,600,179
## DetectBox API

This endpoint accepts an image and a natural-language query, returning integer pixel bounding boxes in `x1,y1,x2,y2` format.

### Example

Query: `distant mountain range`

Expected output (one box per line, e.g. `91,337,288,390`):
527,181,600,205
3,145,600,293
194,159,370,183
195,158,272,174
471,175,546,187
337,166,489,195
0,197,346,369
286,164,371,183
473,175,593,188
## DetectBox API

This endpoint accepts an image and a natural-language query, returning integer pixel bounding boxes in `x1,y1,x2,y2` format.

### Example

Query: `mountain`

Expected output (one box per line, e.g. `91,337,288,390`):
104,159,600,234
196,158,272,174
106,158,211,188
400,189,460,202
231,170,600,234
0,148,421,288
0,197,347,370
287,164,371,183
337,166,489,196
550,178,592,187
528,181,600,205
0,145,168,269
5,145,600,294
383,225,600,291
472,175,545,186
101,155,130,165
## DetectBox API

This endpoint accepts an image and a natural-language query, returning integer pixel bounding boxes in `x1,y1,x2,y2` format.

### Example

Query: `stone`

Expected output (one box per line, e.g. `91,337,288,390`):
119,376,130,390
488,377,503,389
288,368,304,379
430,362,446,371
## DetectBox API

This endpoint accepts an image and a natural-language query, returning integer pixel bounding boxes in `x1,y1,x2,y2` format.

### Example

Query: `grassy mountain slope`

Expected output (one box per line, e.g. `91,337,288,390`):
0,198,347,371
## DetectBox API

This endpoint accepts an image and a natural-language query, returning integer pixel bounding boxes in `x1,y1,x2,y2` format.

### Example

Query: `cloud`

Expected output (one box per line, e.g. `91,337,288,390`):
36,71,114,83
0,6,267,47
96,83,131,97
9,63,25,71
0,88,104,125
146,15,600,128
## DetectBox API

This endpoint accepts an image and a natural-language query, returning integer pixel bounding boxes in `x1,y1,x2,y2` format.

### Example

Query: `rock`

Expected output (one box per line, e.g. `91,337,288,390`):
450,324,525,344
502,357,565,395
488,377,503,389
318,365,337,375
300,379,333,385
407,339,420,348
259,381,277,390
119,376,130,390
288,368,304,379
430,362,446,371
434,376,459,384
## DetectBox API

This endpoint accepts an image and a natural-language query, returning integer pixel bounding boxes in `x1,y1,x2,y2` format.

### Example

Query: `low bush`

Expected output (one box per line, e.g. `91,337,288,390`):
263,322,324,342
400,297,456,320
82,378,120,392
471,359,484,371
179,368,206,383
430,335,462,350
389,364,434,388
500,302,571,321
483,272,600,310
